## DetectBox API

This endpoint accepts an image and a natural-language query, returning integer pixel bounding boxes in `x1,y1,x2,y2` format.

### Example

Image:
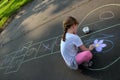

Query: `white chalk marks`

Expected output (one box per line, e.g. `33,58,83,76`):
84,34,114,53
78,4,120,28
82,24,120,71
0,36,61,74
1,23,120,74
79,4,120,71
0,4,120,74
99,11,115,20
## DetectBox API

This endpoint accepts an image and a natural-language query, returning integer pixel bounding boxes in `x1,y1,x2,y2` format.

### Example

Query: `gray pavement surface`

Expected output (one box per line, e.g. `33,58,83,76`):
0,0,120,80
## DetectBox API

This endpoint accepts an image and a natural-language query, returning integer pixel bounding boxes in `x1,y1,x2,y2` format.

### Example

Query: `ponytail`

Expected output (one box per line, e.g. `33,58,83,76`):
62,27,67,41
62,16,79,42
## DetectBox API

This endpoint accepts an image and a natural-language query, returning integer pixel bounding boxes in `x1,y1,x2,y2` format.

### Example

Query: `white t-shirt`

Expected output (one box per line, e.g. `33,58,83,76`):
60,33,83,70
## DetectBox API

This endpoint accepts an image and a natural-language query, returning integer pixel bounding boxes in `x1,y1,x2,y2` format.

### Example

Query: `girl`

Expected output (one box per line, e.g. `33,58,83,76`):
60,16,94,70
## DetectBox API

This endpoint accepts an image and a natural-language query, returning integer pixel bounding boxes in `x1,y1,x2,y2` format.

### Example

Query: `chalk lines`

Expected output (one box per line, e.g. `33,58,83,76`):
81,23,120,38
84,34,114,53
0,35,61,74
81,10,115,27
83,34,116,71
79,4,120,71
99,11,115,20
0,23,119,74
88,56,120,71
0,4,120,74
78,4,120,27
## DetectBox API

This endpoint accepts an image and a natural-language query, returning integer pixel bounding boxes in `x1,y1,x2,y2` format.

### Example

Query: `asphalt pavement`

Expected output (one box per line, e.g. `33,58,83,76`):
0,0,120,80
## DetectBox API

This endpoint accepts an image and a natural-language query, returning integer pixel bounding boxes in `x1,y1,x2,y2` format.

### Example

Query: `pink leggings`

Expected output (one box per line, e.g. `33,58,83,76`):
75,51,93,65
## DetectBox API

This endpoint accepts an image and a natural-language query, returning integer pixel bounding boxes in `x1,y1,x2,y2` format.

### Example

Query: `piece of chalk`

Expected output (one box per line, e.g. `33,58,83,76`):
82,26,90,34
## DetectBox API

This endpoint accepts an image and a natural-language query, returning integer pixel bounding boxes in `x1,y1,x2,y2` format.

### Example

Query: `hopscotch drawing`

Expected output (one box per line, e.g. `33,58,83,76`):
0,35,61,74
0,4,120,74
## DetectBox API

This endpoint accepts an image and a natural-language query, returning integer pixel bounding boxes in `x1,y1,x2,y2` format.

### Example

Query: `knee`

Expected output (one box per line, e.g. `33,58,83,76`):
84,51,93,59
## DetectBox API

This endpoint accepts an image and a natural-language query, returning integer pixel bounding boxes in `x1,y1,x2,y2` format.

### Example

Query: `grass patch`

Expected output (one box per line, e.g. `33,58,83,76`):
0,0,33,29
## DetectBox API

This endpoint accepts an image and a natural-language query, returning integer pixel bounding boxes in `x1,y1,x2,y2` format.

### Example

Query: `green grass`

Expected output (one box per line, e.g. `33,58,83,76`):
0,0,33,29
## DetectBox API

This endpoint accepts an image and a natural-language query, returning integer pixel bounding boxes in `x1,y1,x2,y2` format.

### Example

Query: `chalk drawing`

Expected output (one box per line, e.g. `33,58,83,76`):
3,36,61,74
42,44,51,50
99,11,115,20
26,48,36,56
4,55,25,74
0,4,120,74
15,49,25,57
53,36,61,52
78,4,120,71
23,44,40,62
84,34,114,53
1,23,119,74
0,52,16,70
88,56,120,71
78,4,120,27
22,41,33,49
93,39,107,52
0,56,10,69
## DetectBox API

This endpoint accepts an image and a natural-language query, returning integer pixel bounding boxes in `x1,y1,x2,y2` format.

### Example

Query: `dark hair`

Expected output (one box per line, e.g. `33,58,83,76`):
62,16,78,41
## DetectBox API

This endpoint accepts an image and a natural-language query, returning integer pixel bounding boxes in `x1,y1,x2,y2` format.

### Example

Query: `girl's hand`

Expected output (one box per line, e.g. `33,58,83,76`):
89,44,95,51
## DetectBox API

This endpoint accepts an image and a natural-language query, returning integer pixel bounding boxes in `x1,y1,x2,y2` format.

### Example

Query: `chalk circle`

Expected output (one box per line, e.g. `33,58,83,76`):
84,39,114,54
99,11,115,20
78,4,120,27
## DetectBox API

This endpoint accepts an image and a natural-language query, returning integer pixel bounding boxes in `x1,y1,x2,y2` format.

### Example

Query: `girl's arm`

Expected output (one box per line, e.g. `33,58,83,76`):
79,44,94,51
